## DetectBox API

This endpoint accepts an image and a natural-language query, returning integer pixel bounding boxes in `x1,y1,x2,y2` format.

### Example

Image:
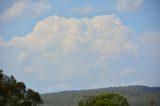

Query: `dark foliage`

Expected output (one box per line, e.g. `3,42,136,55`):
79,93,130,106
0,70,43,106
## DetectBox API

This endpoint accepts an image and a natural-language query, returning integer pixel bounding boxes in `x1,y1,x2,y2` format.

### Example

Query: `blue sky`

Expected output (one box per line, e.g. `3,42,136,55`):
0,0,160,93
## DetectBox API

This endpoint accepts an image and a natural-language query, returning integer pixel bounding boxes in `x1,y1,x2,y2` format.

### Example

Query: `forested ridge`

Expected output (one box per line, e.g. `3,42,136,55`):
40,86,160,106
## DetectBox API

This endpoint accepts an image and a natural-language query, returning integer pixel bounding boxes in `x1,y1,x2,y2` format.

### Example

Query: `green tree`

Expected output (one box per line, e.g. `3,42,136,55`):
27,89,43,106
79,93,130,106
0,69,43,106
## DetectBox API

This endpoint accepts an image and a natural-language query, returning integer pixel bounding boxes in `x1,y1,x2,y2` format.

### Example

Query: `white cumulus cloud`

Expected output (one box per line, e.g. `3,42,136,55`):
0,15,137,92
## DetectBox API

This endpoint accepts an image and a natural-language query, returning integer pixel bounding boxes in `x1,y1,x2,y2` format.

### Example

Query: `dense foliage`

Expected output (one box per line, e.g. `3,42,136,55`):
79,93,129,106
0,70,43,106
41,86,160,106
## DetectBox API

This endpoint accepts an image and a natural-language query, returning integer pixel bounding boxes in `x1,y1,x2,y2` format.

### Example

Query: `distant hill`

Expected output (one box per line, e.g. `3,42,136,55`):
39,85,160,106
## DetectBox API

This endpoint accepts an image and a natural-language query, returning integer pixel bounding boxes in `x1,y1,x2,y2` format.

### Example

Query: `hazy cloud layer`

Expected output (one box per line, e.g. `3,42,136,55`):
138,32,160,86
0,15,138,92
140,31,160,63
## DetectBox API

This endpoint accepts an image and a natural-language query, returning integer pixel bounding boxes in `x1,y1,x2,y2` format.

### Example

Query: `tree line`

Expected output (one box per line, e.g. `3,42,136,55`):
79,93,130,106
0,70,43,106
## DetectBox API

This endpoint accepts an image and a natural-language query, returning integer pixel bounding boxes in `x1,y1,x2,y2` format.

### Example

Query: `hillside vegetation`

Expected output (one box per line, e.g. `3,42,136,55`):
40,86,160,106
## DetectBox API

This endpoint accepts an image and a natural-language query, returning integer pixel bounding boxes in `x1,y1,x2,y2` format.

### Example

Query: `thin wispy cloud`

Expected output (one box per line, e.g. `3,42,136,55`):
116,0,144,11
0,0,50,21
70,5,108,15
71,6,95,14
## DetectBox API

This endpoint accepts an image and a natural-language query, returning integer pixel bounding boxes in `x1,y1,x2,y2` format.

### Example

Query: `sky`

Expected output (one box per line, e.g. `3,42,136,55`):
0,0,160,93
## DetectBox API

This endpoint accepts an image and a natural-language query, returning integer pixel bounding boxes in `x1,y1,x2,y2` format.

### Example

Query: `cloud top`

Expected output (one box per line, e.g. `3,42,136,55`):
6,15,136,56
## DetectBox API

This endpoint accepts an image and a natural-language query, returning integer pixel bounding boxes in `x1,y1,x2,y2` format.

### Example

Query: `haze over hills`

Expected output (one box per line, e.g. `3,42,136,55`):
40,85,160,106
